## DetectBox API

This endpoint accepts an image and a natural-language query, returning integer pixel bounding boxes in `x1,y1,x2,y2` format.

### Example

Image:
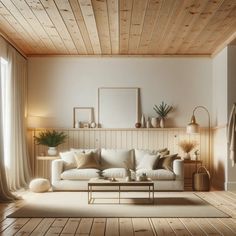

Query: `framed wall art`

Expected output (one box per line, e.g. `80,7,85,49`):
98,87,139,128
73,107,94,128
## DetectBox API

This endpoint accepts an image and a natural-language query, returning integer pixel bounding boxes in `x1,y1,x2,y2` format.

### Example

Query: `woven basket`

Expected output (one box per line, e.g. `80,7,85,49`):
193,166,210,191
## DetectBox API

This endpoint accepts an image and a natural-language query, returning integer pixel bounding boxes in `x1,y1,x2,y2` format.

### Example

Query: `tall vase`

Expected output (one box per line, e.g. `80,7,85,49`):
141,114,145,128
160,118,165,128
48,147,57,156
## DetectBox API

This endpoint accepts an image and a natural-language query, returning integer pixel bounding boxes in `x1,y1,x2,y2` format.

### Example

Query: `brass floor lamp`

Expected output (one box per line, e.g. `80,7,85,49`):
186,106,211,191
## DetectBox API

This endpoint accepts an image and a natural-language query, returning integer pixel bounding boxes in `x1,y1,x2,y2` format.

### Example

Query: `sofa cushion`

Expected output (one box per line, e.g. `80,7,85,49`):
156,154,179,171
136,154,160,171
70,148,100,163
134,148,168,169
103,168,127,178
60,151,77,170
101,149,134,170
61,168,100,180
136,169,175,180
74,152,99,169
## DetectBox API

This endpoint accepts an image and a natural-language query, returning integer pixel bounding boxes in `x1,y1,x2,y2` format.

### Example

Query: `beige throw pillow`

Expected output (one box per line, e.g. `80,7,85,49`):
136,154,160,171
74,152,99,169
156,154,179,171
60,151,77,170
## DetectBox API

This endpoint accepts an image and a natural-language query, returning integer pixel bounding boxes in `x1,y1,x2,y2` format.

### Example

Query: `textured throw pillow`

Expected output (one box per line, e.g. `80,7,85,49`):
74,152,99,169
70,148,100,163
60,151,77,170
134,148,169,168
136,154,160,171
156,154,179,171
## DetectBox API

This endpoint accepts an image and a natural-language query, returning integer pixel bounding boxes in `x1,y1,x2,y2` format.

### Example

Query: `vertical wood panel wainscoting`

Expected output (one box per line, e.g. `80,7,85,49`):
27,128,210,184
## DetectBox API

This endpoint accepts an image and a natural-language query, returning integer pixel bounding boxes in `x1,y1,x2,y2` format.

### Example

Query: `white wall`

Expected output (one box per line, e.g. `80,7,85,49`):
227,45,236,190
27,57,212,128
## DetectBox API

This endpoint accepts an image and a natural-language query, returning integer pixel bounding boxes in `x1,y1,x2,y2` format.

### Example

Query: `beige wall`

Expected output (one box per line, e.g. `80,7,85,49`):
27,57,212,128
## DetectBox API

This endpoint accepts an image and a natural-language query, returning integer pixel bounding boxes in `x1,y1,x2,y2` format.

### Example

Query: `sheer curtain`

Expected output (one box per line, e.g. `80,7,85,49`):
6,45,31,190
0,37,16,202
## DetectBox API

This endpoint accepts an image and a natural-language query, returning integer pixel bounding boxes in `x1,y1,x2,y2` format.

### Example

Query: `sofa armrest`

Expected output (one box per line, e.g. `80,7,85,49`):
51,159,64,182
173,159,184,180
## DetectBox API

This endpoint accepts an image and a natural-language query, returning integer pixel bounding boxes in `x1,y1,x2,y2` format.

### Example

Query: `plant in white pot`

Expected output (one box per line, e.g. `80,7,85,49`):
34,130,67,156
153,102,173,128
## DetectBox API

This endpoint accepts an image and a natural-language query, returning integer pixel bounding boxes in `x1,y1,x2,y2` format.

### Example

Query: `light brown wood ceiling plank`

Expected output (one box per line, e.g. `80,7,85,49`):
165,0,210,54
79,0,101,54
25,0,68,54
154,0,190,54
205,6,236,53
138,0,162,54
107,0,119,54
9,0,57,53
177,0,225,54
0,1,45,54
119,0,133,54
128,0,148,54
40,0,77,54
54,0,87,54
147,0,176,54
92,0,111,54
69,0,94,54
188,0,236,54
0,15,32,54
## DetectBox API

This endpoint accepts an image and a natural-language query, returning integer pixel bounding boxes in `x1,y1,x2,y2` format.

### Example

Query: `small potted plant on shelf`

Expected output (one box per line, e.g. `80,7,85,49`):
34,130,67,156
178,139,198,160
153,101,173,128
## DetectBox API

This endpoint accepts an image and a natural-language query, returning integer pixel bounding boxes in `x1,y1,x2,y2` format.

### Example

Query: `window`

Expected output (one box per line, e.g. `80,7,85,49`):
1,57,10,167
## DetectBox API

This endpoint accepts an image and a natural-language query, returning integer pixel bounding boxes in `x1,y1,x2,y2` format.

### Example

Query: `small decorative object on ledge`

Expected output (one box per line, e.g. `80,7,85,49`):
135,122,141,128
151,117,159,128
178,139,198,160
146,117,151,128
34,130,67,156
153,101,173,128
141,114,145,128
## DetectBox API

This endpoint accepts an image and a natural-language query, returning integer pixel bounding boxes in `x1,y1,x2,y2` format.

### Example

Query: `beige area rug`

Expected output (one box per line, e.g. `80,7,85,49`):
7,192,229,218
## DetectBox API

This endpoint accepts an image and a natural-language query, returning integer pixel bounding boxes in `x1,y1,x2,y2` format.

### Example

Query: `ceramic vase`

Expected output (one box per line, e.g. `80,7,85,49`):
160,118,165,128
184,152,191,160
151,117,158,128
48,147,57,156
141,114,145,128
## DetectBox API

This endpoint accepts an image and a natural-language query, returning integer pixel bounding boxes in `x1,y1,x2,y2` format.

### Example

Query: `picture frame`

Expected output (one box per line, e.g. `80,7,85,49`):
73,107,94,128
98,87,139,128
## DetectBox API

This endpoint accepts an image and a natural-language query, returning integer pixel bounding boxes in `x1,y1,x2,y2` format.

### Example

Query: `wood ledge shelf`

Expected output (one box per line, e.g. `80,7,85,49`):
28,127,210,131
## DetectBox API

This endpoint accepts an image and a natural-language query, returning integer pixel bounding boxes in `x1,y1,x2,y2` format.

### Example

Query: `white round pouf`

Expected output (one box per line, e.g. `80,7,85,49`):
29,178,51,193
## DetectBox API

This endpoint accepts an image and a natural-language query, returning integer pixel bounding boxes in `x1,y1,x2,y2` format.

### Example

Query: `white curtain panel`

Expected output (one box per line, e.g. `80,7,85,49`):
0,37,16,201
6,45,31,191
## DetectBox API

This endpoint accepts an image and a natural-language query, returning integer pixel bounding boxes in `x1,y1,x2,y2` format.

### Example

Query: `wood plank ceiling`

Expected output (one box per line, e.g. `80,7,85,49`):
0,0,235,56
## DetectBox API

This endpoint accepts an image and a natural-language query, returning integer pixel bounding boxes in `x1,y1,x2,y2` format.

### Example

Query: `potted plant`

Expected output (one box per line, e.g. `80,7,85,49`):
153,101,173,128
34,130,67,156
178,140,198,160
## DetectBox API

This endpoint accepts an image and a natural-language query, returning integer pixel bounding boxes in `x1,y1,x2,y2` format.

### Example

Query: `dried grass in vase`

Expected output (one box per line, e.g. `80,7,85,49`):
178,140,198,159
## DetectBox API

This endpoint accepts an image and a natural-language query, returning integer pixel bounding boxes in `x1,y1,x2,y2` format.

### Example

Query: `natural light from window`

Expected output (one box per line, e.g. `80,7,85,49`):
1,57,10,168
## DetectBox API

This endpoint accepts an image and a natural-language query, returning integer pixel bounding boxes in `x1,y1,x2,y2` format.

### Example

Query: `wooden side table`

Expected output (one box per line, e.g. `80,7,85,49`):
184,160,202,191
36,156,60,179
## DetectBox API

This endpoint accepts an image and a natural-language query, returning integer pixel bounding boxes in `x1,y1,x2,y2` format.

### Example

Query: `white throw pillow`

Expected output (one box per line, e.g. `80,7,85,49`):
136,154,160,171
134,148,167,169
101,149,134,170
60,151,77,170
70,148,100,163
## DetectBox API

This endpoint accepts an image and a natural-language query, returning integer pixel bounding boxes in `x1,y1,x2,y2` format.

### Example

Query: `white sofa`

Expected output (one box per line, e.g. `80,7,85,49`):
51,148,184,191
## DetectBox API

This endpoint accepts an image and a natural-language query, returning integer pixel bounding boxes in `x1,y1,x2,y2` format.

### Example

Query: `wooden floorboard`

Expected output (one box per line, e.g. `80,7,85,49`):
0,191,236,235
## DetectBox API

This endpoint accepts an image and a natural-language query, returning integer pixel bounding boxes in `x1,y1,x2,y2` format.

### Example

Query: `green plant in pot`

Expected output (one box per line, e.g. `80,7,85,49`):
153,102,173,128
34,130,67,156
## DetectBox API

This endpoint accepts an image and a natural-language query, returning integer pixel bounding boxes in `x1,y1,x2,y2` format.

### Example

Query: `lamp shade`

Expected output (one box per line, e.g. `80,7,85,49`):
186,115,200,134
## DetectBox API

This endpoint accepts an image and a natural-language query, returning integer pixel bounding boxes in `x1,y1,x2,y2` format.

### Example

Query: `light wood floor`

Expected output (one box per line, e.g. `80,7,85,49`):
0,191,236,236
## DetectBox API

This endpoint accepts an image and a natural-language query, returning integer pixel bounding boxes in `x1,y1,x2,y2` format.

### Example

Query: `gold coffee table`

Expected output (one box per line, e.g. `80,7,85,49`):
88,178,154,204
